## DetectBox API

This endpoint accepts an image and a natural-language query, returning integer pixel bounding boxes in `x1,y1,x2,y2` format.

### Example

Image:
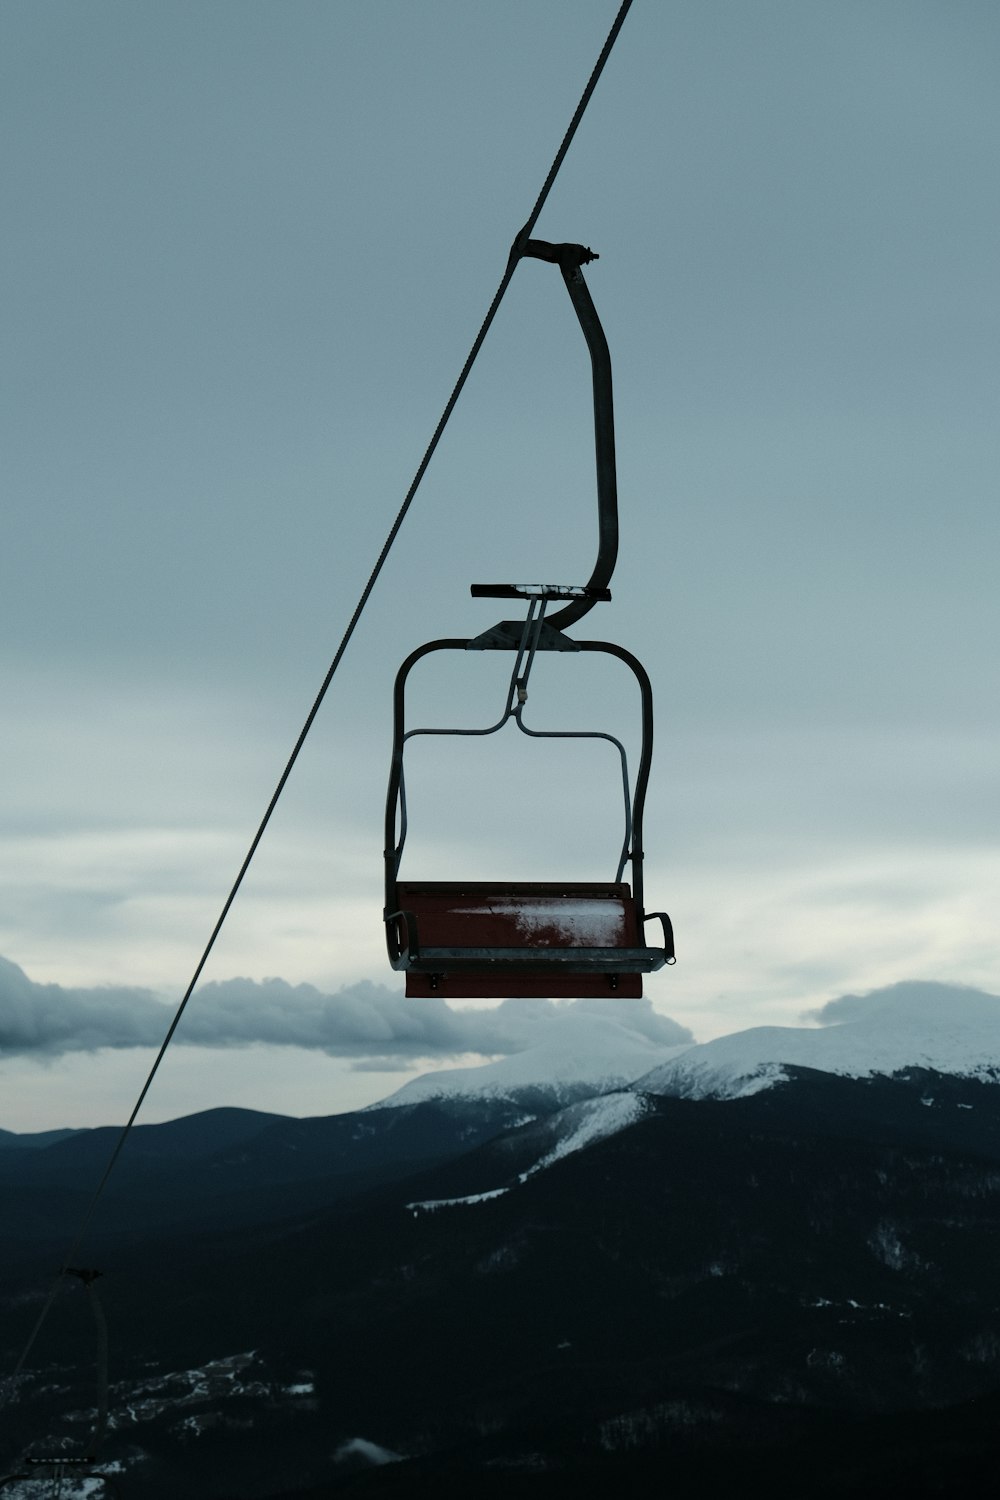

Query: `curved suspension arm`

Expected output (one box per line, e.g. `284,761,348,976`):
472,242,619,637
520,241,618,633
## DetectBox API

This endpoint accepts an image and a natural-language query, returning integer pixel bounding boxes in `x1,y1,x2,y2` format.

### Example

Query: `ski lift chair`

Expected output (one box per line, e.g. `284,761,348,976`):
383,239,674,997
384,593,674,999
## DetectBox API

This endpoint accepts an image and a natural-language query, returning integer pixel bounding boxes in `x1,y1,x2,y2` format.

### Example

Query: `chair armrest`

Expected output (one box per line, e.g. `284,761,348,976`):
643,911,675,965
384,908,421,966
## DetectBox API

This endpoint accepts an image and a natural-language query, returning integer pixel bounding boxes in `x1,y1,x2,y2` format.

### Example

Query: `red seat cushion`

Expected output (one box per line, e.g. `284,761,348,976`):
394,881,644,998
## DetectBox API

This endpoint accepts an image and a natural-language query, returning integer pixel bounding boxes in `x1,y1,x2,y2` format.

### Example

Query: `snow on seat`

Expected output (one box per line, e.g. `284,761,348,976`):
386,881,669,998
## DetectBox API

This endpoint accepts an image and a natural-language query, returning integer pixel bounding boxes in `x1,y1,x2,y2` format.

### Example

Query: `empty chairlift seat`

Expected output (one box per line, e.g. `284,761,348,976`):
381,241,675,1002
386,880,673,998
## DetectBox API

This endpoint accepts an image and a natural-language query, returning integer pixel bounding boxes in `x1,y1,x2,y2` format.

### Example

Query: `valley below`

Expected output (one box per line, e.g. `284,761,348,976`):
3,1050,1000,1496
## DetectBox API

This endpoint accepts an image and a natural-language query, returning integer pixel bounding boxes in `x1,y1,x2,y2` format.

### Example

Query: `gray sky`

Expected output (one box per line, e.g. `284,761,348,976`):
2,1,998,1129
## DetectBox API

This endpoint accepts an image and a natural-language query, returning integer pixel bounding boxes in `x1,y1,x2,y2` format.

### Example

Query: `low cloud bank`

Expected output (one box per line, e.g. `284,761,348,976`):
0,956,167,1056
804,979,990,1026
0,956,692,1064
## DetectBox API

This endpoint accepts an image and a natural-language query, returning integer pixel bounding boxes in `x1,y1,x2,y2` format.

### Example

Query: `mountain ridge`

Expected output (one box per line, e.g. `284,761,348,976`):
4,1035,1000,1495
637,980,1000,1102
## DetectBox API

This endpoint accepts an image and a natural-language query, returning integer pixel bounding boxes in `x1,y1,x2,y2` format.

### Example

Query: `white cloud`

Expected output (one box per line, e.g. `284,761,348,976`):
0,956,692,1064
803,978,988,1027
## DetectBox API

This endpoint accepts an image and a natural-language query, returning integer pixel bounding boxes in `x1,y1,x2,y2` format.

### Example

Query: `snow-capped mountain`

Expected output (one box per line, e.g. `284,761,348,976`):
377,981,1000,1123
638,981,1000,1101
375,1011,692,1111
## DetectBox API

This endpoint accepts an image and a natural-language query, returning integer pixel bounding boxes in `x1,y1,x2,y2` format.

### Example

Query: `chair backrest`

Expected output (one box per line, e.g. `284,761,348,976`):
396,881,639,950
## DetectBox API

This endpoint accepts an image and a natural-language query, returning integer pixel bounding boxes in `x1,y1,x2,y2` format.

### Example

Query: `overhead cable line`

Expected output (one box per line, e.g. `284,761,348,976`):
1,0,634,1408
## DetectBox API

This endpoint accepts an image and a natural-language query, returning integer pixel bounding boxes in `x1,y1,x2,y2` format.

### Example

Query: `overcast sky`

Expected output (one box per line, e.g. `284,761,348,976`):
2,1,998,1131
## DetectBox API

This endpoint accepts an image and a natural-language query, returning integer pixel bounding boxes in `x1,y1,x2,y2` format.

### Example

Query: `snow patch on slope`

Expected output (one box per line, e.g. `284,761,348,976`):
523,1091,649,1177
334,1437,402,1467
407,1093,649,1210
639,982,1000,1101
407,1186,509,1213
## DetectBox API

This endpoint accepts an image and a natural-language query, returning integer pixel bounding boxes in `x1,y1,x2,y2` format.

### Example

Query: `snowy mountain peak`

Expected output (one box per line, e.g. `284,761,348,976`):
374,1011,692,1110
637,981,1000,1101
371,981,1000,1121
